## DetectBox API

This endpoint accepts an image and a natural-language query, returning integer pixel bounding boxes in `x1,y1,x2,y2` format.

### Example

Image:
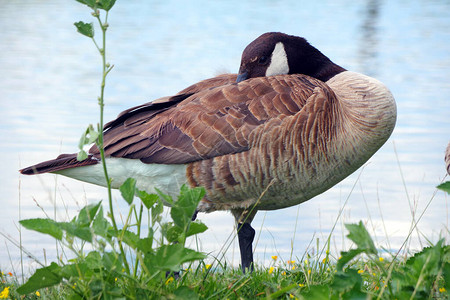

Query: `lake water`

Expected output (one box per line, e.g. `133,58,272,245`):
0,0,449,273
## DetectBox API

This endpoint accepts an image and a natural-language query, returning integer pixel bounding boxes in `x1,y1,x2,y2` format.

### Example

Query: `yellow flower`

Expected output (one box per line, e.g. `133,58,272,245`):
269,266,274,274
115,277,118,282
205,264,212,270
304,259,308,265
36,291,41,297
298,283,305,287
271,255,278,261
379,257,384,262
338,256,342,260
439,287,446,293
307,269,311,275
165,277,174,285
287,260,295,264
357,270,364,274
0,287,10,299
289,294,294,298
322,258,328,264
281,271,286,276
292,265,296,270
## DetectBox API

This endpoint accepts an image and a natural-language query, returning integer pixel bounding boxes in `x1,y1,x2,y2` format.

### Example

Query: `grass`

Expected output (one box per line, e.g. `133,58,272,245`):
2,1,449,299
1,218,449,299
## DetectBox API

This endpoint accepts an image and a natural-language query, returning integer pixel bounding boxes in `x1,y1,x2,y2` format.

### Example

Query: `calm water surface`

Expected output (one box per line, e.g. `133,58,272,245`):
0,0,449,271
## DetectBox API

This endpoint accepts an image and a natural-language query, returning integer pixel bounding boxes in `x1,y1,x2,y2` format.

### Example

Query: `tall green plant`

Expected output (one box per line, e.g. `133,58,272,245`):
16,1,208,298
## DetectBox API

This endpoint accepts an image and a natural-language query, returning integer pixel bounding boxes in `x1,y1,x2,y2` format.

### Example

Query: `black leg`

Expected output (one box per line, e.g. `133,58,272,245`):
237,222,255,273
191,209,198,221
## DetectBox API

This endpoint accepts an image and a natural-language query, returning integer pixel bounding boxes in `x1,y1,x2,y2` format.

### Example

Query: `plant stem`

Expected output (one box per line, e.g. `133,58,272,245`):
93,10,130,275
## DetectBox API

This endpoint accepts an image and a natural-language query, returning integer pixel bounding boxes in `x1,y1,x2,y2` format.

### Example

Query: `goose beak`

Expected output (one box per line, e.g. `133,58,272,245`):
236,71,248,83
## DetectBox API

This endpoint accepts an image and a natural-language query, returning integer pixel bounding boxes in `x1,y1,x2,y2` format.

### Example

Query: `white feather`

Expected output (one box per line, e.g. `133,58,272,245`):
55,157,187,198
265,42,289,77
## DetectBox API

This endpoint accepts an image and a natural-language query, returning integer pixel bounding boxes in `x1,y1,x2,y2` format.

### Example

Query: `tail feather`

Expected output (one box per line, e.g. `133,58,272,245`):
20,153,99,175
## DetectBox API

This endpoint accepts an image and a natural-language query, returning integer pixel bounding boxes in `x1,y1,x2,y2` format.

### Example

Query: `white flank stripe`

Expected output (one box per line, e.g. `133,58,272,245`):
265,42,289,77
55,157,188,198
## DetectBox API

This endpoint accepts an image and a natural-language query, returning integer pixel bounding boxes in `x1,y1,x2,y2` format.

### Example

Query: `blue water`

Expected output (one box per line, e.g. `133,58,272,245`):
0,0,449,272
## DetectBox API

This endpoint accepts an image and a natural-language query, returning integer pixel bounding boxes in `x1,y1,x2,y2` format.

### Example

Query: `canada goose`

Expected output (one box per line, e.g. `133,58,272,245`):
20,32,397,272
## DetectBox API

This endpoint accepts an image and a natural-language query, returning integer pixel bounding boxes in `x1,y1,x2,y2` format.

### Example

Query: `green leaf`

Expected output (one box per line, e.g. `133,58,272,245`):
120,178,136,205
20,218,63,240
153,244,206,272
337,249,365,271
85,251,103,270
120,229,139,249
173,286,199,300
74,21,94,38
345,222,377,255
60,263,83,279
16,262,62,294
186,221,208,237
136,189,158,209
75,0,96,9
437,181,450,194
298,284,331,299
101,251,122,272
77,150,88,161
76,201,102,225
151,198,164,226
137,234,154,254
162,222,184,243
170,186,204,229
86,124,99,144
92,206,111,238
99,0,116,11
59,222,93,242
331,269,362,293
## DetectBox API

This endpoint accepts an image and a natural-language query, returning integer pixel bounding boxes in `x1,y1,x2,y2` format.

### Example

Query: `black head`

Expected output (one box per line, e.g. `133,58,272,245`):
237,32,346,83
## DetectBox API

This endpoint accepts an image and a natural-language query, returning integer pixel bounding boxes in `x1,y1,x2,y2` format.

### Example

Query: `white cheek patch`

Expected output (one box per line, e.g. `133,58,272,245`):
265,42,289,77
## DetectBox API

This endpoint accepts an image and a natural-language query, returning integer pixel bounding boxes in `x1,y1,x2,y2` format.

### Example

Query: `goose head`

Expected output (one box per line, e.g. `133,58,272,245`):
237,32,346,83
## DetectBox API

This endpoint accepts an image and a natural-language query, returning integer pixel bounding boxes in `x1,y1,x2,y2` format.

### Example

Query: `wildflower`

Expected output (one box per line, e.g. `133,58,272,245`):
292,265,296,270
322,258,328,264
36,291,41,297
115,277,118,282
269,266,274,274
338,256,342,260
271,255,278,261
439,287,446,293
281,271,286,276
298,283,305,287
205,264,212,270
373,273,376,276
7,272,12,277
0,287,9,299
289,294,294,299
357,270,364,274
304,259,308,265
379,257,384,262
307,269,311,275
165,277,174,285
287,260,295,264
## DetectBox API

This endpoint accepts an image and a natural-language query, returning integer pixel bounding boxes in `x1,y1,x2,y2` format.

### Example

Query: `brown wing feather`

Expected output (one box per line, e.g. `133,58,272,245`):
90,74,322,164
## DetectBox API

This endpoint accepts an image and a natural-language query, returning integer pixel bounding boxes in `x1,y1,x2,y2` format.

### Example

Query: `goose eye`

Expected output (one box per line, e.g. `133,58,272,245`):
258,56,268,65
